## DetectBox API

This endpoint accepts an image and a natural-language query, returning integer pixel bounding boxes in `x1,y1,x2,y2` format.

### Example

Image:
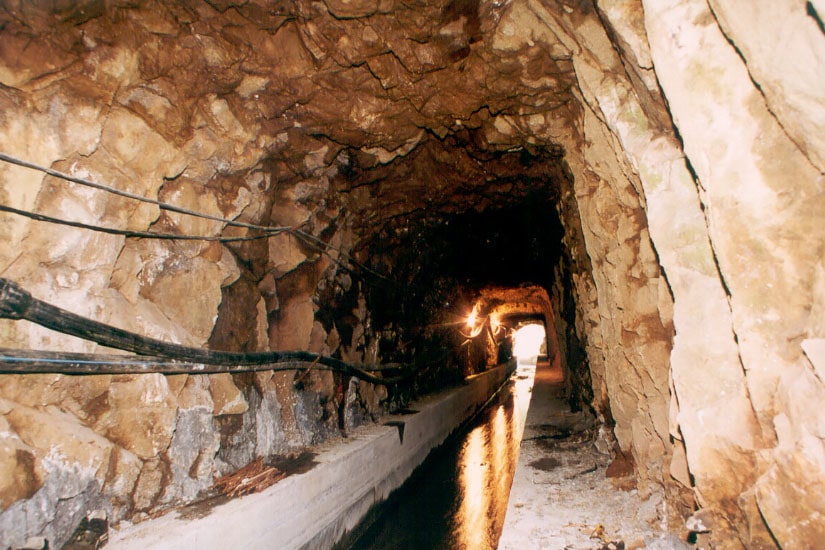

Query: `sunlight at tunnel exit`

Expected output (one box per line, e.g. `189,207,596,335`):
513,324,546,364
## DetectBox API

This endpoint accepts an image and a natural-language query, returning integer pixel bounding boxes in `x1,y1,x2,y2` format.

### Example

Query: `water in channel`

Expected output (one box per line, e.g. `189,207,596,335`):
347,367,535,550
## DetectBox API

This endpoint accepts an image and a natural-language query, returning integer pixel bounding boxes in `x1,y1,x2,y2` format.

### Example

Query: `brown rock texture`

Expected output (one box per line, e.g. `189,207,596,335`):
0,0,823,547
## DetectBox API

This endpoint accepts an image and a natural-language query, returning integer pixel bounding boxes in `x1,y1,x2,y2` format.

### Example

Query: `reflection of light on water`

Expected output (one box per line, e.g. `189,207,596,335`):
490,405,507,484
455,402,520,549
488,404,512,535
346,369,539,550
512,365,537,437
455,427,489,549
451,374,537,549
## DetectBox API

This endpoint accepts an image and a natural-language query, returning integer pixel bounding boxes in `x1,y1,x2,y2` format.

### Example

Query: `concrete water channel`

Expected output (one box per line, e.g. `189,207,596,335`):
108,362,530,549
341,362,536,549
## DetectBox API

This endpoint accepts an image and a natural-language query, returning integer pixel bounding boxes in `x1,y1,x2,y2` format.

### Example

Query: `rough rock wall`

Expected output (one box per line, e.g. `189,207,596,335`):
490,0,677,516
0,3,394,546
642,1,825,545
469,0,825,545
0,0,823,547
547,0,825,546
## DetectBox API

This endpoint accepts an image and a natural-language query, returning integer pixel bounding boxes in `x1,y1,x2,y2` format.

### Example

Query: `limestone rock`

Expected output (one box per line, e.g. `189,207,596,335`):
0,398,141,541
272,281,316,351
271,201,312,228
645,0,825,541
755,436,825,547
161,406,220,504
267,233,309,277
0,422,42,509
90,375,178,460
323,0,388,19
177,375,214,410
0,27,75,88
5,403,112,484
707,0,825,172
131,458,165,512
100,287,203,349
0,374,69,410
802,339,825,386
165,375,219,501
140,248,240,345
356,380,387,418
254,389,288,459
209,373,249,416
213,383,291,474
102,446,142,522
255,297,270,353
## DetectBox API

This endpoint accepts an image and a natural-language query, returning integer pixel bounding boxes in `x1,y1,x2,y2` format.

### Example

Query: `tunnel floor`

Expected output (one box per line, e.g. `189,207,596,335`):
499,361,680,549
340,360,680,550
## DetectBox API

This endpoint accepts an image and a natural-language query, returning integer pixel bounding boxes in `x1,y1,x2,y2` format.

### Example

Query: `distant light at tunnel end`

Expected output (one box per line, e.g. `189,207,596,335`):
513,324,546,363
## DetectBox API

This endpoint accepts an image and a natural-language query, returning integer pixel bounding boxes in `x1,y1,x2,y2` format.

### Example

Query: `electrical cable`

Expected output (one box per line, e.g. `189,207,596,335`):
0,155,415,376
0,278,411,384
0,348,409,380
0,152,291,234
0,152,395,283
0,204,270,242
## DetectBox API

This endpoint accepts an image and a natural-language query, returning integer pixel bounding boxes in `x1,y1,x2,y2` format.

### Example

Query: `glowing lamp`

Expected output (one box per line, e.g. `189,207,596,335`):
466,311,478,328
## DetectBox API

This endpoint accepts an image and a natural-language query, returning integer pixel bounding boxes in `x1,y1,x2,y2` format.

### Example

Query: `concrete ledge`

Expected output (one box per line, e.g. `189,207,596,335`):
109,364,513,550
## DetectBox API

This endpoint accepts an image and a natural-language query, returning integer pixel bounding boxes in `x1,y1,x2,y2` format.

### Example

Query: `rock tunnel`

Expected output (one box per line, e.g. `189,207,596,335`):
1,0,824,548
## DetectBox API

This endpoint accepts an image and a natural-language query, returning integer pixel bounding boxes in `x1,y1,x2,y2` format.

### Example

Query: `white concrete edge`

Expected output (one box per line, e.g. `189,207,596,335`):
108,364,513,550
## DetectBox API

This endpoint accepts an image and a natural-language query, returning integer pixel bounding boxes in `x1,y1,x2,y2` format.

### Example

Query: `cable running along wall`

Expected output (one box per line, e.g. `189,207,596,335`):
0,152,392,282
0,278,407,383
0,153,405,382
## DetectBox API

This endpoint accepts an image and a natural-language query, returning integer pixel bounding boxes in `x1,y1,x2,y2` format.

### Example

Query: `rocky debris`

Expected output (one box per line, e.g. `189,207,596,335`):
501,425,675,550
501,363,680,550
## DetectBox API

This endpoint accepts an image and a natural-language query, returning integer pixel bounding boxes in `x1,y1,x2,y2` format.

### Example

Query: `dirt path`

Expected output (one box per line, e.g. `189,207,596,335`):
498,363,690,550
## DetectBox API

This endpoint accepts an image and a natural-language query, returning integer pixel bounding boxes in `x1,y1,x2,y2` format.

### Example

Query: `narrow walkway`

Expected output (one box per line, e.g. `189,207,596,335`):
498,361,684,550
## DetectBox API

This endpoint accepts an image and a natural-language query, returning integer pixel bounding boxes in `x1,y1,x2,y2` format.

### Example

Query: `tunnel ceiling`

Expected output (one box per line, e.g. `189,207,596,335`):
0,0,596,366
0,0,589,363
343,134,568,288
1,0,579,180
0,0,587,392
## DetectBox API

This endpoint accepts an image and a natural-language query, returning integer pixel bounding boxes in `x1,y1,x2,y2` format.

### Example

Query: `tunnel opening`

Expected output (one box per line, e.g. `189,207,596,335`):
512,323,546,365
307,132,593,409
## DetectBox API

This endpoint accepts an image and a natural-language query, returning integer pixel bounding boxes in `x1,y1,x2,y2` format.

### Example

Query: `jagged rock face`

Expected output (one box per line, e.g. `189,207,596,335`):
0,0,824,547
642,2,825,545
